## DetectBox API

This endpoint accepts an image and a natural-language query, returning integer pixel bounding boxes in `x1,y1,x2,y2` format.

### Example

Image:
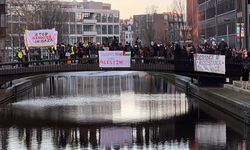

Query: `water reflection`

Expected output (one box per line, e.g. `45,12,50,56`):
0,120,247,150
0,71,248,149
6,72,186,124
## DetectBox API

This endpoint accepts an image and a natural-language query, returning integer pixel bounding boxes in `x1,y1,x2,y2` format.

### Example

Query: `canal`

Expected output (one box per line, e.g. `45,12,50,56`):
0,71,248,149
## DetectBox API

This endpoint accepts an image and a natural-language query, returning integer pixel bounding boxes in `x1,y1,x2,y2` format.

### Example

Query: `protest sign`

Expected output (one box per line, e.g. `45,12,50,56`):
24,29,58,48
194,54,225,74
98,51,131,68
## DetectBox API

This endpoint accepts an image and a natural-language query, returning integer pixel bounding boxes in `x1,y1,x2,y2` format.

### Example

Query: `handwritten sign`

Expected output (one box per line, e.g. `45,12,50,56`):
98,51,131,68
24,29,58,48
194,54,225,74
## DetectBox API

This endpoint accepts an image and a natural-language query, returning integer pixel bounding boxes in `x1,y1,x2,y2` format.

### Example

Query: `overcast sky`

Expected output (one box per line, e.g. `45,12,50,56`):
95,0,177,19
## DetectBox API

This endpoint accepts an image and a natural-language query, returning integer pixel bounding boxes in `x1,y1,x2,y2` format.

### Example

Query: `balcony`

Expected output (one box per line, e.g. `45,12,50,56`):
83,19,97,24
83,31,97,36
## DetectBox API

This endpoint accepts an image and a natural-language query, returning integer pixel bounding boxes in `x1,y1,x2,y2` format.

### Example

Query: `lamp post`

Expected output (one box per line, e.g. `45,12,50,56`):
224,18,231,47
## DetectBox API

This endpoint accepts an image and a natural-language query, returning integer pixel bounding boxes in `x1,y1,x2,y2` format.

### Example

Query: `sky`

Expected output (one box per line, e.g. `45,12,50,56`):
95,0,176,19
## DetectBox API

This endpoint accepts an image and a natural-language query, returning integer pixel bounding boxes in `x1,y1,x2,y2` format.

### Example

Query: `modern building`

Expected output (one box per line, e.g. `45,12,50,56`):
6,0,120,61
0,0,7,63
60,0,120,44
120,18,133,45
133,12,184,45
197,0,247,49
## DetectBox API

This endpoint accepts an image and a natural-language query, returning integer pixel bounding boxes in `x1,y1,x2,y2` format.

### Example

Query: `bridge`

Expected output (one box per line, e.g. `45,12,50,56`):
0,57,243,87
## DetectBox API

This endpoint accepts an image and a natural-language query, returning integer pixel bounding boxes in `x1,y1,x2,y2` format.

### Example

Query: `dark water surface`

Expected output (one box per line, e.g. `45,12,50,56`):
0,71,248,150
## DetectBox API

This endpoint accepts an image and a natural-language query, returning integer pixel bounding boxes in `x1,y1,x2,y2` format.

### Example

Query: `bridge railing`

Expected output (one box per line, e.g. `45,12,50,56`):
0,57,176,68
0,57,243,77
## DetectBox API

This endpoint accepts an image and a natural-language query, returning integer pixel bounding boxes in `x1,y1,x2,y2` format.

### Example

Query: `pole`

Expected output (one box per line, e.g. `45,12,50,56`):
227,24,230,47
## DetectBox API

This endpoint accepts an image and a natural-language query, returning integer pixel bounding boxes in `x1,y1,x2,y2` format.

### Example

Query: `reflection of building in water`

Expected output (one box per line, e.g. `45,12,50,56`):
100,127,133,148
113,92,189,122
1,125,190,150
0,108,247,150
1,120,235,150
18,72,178,100
195,123,227,149
20,73,137,99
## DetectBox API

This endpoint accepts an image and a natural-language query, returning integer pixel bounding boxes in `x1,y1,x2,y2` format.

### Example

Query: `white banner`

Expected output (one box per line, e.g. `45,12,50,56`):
99,51,131,68
194,54,225,74
24,29,58,48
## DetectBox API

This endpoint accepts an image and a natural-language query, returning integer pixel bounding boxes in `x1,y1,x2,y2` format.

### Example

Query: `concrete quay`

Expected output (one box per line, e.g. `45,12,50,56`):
156,73,250,125
0,75,47,105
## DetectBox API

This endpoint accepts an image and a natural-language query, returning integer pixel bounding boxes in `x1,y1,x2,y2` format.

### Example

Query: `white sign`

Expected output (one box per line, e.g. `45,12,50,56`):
194,54,225,74
98,51,131,68
24,29,58,48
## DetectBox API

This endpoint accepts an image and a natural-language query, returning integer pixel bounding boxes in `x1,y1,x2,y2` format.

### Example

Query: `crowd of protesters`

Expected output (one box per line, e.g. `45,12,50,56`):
16,37,250,65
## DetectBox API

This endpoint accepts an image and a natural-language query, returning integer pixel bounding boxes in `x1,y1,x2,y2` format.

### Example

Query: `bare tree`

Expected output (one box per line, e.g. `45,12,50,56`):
140,5,165,44
172,0,185,15
170,0,185,43
7,0,66,44
145,5,159,15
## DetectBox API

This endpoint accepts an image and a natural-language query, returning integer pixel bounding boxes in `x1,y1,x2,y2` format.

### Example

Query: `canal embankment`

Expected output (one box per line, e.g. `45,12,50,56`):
155,72,250,125
0,75,47,105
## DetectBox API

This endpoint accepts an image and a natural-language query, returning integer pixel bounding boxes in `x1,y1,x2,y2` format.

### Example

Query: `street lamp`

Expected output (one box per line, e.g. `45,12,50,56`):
224,18,231,47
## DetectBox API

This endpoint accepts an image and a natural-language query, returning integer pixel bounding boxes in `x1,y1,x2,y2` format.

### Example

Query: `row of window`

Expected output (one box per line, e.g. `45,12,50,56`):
96,13,119,23
96,25,119,35
199,0,235,21
62,24,119,35
199,22,236,38
8,12,120,23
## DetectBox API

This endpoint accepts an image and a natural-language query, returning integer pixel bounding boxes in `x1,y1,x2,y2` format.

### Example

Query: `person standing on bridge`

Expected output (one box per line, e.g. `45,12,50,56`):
241,52,250,89
218,39,228,55
17,49,23,67
70,44,75,63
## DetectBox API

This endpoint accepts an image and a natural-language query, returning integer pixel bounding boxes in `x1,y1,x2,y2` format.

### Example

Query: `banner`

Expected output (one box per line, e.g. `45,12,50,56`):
24,29,58,48
98,51,131,68
194,54,225,74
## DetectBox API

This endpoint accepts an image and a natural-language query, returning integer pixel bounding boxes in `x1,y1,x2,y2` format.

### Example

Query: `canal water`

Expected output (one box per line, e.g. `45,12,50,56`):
0,71,248,150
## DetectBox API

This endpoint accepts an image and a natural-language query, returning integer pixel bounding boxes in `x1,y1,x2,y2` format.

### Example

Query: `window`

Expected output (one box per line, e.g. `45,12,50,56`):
217,0,235,15
102,25,107,34
77,24,82,34
108,25,113,34
96,13,101,22
114,14,119,23
114,25,119,34
63,24,69,34
96,25,101,34
108,14,113,23
83,13,90,19
70,24,75,34
76,13,82,22
69,12,75,22
12,15,19,22
102,14,107,23
83,25,92,31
